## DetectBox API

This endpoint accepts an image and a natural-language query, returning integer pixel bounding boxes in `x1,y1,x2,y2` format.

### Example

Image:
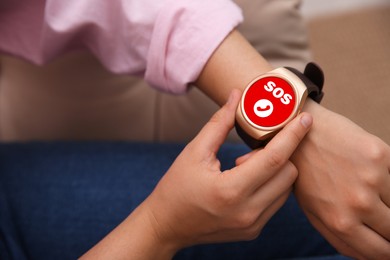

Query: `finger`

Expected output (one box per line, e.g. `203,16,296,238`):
206,189,291,243
364,200,390,241
386,143,390,170
263,113,313,170
317,211,390,259
232,113,312,189
235,149,258,166
382,146,390,207
191,89,241,154
380,175,390,207
228,162,296,238
384,142,390,204
249,189,291,238
307,203,390,259
304,212,362,259
342,223,390,259
381,139,390,174
249,161,297,207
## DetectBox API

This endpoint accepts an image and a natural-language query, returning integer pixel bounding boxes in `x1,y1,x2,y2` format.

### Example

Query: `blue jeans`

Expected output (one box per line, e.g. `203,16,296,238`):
0,142,350,259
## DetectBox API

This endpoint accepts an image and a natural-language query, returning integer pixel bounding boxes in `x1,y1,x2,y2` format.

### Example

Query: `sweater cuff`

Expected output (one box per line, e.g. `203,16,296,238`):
145,0,243,94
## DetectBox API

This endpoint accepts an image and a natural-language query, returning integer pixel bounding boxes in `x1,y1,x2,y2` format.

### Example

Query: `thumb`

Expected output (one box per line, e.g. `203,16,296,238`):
191,89,241,154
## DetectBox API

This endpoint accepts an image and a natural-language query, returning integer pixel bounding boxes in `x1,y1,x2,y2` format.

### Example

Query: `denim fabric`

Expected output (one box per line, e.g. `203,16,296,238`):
0,142,349,259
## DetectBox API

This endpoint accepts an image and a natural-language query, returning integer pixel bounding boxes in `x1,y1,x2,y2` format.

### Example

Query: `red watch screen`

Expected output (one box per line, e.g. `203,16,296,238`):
242,76,296,128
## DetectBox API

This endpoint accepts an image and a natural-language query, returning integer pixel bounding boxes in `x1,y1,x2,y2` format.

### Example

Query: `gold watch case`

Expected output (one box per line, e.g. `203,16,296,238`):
235,67,309,142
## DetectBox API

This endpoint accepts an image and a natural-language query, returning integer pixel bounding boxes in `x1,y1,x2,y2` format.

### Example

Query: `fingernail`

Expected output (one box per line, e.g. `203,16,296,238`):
300,114,313,129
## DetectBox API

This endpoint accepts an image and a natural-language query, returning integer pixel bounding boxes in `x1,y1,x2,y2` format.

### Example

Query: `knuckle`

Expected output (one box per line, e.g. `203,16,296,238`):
266,151,284,170
232,210,258,230
242,226,262,241
361,171,382,189
208,115,220,125
209,108,226,124
364,138,387,164
327,214,355,235
212,180,242,208
284,162,298,181
349,191,374,213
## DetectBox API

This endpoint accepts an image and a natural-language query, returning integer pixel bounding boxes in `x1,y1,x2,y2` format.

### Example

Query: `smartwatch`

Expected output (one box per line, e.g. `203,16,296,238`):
235,62,324,149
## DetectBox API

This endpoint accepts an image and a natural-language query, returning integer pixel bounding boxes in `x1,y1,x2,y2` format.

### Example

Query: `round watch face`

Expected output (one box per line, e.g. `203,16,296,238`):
241,76,297,129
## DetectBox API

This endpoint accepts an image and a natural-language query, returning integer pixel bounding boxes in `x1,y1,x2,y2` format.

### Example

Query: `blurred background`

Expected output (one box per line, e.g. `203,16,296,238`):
301,0,390,144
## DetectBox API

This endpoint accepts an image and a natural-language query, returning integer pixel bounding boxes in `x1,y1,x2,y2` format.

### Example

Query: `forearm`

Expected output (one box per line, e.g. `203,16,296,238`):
195,30,272,106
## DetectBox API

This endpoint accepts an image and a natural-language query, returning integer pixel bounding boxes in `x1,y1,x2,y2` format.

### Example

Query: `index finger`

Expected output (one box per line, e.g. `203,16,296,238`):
263,112,313,170
232,113,312,189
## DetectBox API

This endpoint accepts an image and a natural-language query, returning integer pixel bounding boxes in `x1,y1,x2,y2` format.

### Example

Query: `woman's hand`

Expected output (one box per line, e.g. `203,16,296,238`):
190,28,390,259
292,100,390,260
81,89,312,259
143,89,312,254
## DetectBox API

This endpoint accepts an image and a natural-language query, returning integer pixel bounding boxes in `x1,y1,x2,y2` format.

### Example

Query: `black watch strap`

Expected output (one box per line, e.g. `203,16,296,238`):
285,62,324,103
235,121,269,149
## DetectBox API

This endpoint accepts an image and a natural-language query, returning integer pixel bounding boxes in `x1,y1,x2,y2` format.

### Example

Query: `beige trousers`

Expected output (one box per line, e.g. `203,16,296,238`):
0,0,310,142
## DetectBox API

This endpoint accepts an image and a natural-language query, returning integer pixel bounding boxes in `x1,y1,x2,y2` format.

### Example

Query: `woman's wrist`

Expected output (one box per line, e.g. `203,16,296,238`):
80,202,180,260
194,29,333,150
301,99,335,139
195,29,273,105
140,201,184,259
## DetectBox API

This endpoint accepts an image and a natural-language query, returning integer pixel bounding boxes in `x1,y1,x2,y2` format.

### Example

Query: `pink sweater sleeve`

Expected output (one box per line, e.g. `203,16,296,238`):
0,0,243,94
